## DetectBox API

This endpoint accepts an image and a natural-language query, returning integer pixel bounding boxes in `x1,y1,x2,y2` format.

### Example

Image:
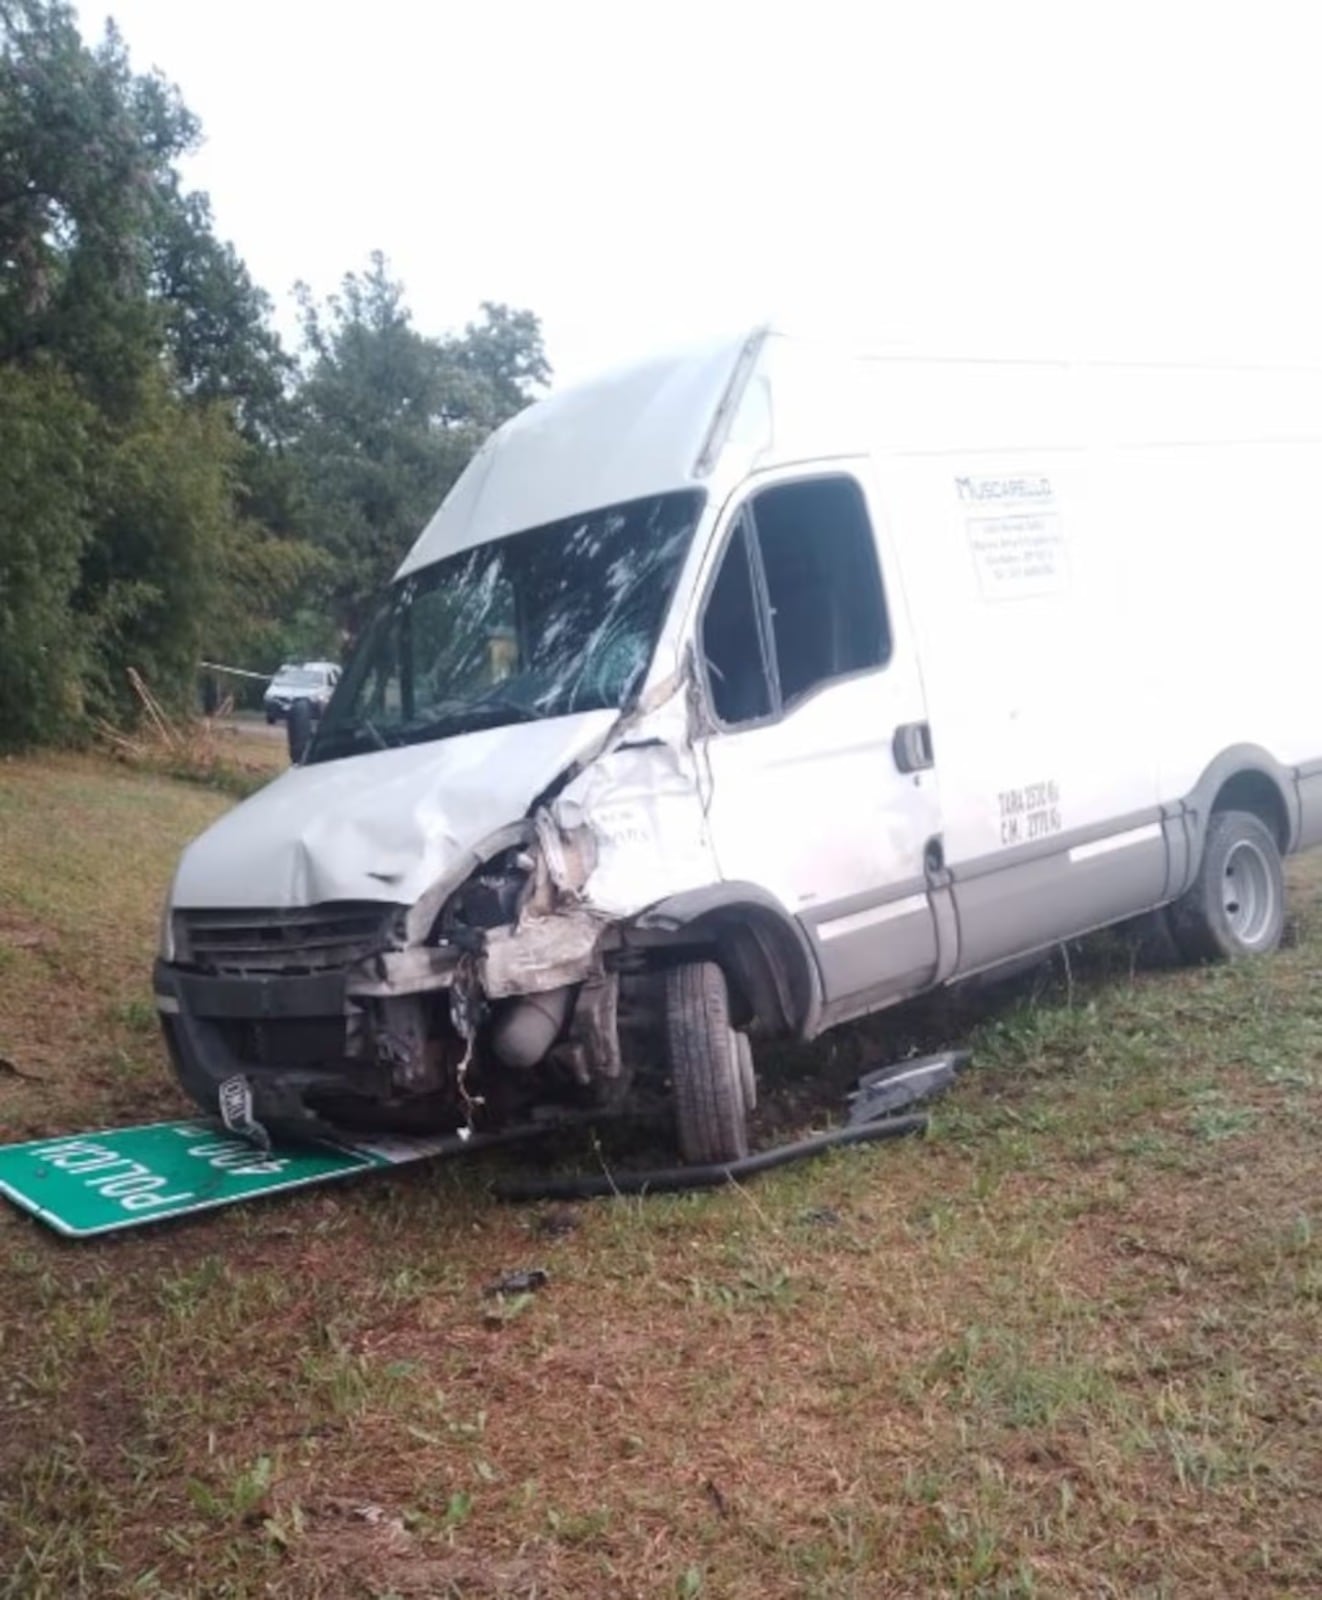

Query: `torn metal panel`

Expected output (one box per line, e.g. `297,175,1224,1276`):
403,822,531,946
346,946,457,998
555,974,623,1088
548,684,720,920
373,995,447,1092
846,1051,970,1124
532,809,596,899
481,909,604,999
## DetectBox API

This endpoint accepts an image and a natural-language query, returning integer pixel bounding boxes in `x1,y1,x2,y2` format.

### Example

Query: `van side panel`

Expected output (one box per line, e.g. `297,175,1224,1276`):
873,452,1166,972
862,360,1322,978
950,822,1167,975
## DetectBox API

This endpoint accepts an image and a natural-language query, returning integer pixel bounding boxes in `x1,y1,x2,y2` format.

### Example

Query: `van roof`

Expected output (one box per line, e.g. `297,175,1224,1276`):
398,328,765,578
398,325,1322,580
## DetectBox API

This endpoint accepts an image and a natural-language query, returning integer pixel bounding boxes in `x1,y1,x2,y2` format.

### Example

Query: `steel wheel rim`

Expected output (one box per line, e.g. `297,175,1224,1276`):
1222,839,1275,946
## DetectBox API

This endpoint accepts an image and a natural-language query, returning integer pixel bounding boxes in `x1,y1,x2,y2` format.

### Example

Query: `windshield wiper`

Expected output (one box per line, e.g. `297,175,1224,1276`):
309,719,393,761
394,699,543,746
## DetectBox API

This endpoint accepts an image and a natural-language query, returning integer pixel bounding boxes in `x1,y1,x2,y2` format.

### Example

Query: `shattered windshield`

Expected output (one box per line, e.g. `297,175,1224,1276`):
309,490,705,762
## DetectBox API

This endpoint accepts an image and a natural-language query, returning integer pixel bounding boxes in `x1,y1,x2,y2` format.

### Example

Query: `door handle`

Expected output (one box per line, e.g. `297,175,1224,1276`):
893,721,935,774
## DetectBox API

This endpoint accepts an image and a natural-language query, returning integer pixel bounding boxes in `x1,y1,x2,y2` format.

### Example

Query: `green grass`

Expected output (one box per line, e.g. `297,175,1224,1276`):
2,752,1322,1597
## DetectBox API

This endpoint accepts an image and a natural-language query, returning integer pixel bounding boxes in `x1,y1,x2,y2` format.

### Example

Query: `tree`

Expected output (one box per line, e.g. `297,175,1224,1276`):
0,363,91,742
73,372,237,719
0,1,319,739
292,255,549,632
0,4,550,747
151,185,293,438
0,1,198,414
454,301,551,424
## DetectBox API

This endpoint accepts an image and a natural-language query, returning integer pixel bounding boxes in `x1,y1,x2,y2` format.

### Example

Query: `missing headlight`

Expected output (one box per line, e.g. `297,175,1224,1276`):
437,848,532,941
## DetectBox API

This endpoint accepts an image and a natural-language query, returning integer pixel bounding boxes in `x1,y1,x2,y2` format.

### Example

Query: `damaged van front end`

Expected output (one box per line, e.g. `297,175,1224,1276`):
156,329,838,1162
154,414,806,1160
156,672,729,1148
167,771,641,1133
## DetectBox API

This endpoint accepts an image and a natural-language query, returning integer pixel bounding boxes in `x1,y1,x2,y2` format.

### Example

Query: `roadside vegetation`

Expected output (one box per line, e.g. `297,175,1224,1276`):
1,0,547,752
2,752,1319,1598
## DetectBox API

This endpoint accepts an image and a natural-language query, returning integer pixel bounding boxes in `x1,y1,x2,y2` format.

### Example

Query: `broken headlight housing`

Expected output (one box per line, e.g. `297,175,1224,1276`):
436,847,533,946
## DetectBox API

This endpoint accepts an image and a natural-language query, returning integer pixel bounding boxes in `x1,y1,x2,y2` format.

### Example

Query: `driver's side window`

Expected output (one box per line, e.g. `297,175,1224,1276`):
700,474,890,726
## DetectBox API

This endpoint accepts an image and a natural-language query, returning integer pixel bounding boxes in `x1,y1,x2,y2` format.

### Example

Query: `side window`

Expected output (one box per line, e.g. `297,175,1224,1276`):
701,516,773,724
752,477,890,707
699,475,891,728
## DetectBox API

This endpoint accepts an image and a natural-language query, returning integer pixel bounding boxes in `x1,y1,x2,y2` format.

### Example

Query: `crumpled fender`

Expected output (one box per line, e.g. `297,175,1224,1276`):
543,677,720,920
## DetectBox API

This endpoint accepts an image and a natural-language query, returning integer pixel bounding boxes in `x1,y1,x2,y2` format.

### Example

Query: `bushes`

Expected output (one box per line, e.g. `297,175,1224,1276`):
75,377,237,725
0,5,547,752
0,364,249,745
0,365,92,745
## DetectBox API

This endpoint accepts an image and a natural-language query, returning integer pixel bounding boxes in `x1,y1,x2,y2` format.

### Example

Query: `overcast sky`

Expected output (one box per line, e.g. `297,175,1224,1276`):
77,0,1322,388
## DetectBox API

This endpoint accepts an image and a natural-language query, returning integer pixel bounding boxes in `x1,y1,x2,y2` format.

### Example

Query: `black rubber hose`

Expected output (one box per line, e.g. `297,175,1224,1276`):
491,1113,929,1202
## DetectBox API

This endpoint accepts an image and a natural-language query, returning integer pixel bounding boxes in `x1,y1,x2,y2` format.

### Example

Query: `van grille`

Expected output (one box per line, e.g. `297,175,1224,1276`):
173,904,401,976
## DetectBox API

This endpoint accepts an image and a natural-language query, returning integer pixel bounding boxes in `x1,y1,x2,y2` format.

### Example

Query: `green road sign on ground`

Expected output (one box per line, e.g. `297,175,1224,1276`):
0,1120,460,1238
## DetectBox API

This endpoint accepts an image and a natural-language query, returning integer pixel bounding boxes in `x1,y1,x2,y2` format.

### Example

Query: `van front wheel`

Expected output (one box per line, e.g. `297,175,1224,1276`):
665,961,752,1165
1169,810,1286,962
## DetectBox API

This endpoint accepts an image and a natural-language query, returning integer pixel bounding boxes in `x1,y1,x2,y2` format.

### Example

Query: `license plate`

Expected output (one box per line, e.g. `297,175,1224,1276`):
218,1075,266,1147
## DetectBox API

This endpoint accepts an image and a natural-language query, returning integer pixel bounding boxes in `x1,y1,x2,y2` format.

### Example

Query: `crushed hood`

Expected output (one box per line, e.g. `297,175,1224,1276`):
170,711,619,911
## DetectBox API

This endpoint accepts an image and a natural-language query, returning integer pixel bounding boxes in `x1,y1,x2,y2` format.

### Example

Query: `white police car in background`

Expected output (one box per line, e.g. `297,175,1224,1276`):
262,661,340,724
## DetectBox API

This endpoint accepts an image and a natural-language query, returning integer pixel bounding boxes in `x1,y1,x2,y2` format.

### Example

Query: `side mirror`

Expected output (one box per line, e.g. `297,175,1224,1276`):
287,699,314,764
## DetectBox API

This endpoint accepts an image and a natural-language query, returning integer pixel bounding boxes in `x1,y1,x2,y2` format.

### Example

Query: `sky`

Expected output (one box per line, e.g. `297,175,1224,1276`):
77,0,1322,389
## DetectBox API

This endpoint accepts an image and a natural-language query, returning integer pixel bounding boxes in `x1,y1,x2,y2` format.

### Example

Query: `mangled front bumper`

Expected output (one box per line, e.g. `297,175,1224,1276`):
155,681,727,1137
152,904,613,1139
153,960,383,1138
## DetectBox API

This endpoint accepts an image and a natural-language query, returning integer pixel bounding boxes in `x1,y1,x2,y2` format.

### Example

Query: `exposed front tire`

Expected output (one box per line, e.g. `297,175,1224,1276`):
665,961,753,1164
1169,809,1286,962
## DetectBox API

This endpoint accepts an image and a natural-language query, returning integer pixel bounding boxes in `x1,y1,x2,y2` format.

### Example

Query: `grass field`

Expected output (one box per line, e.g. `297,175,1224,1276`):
2,753,1320,1598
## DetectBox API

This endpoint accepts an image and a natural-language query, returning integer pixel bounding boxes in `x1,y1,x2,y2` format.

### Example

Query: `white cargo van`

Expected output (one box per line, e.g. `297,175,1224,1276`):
155,329,1322,1161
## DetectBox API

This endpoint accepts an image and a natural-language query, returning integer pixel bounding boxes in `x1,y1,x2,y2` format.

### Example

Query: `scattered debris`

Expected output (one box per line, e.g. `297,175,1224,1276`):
349,1503,409,1542
493,1050,969,1202
846,1050,970,1125
533,1206,581,1239
800,1206,842,1228
493,1114,930,1202
483,1267,550,1298
703,1478,730,1517
94,667,270,792
3,1049,971,1237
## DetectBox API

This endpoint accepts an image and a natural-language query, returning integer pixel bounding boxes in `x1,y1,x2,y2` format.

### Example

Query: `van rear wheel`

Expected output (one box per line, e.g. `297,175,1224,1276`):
1169,810,1286,962
665,961,752,1165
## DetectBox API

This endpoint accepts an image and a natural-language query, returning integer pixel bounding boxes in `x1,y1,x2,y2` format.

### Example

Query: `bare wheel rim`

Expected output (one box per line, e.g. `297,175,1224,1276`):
1221,839,1276,946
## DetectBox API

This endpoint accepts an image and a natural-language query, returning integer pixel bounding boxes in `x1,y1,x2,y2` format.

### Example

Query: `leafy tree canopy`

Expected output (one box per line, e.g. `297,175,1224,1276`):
0,1,549,747
292,254,549,631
